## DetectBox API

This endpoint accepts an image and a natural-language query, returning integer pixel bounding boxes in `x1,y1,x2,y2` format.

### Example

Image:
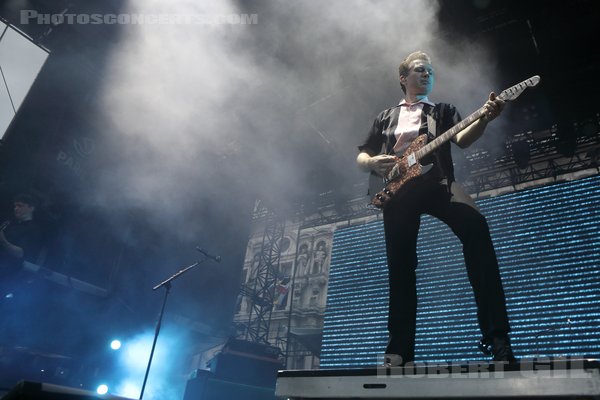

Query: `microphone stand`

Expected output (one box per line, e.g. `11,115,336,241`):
139,258,209,400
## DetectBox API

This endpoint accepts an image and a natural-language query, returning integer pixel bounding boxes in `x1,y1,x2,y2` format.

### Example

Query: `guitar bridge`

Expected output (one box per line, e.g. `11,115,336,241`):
407,153,417,167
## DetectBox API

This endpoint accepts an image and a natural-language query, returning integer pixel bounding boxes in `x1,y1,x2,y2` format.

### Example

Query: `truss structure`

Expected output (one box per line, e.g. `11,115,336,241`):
461,125,599,197
240,205,285,345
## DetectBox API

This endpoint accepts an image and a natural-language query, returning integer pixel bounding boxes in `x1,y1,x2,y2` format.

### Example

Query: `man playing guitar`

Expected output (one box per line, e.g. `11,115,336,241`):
0,194,43,277
356,51,516,365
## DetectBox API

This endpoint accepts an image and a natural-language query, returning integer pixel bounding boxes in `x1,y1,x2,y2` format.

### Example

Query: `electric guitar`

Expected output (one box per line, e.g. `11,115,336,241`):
370,75,541,209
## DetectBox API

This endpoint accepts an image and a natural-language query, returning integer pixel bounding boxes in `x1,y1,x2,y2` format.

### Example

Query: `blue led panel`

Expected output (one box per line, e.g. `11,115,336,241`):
321,175,600,369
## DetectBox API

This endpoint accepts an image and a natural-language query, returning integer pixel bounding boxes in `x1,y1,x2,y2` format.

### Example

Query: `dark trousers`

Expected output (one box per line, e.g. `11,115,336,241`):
382,178,511,361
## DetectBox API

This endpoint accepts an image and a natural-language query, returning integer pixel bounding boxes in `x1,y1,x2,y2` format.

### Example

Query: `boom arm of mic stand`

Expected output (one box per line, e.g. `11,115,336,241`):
152,259,207,291
140,259,209,399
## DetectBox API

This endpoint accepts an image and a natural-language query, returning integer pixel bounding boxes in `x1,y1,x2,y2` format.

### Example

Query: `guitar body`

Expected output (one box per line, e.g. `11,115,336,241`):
371,134,428,209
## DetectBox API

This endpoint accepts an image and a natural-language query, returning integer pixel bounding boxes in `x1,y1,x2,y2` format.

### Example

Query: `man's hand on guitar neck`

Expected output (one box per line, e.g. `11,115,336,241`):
455,92,506,148
481,92,505,123
357,152,398,177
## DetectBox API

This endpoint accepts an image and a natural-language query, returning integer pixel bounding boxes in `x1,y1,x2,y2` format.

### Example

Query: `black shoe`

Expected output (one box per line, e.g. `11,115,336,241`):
383,354,406,367
479,336,517,363
385,334,415,366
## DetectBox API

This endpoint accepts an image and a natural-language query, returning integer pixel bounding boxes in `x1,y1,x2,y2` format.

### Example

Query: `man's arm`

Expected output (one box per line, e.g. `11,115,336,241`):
455,92,505,148
0,231,24,259
356,152,397,177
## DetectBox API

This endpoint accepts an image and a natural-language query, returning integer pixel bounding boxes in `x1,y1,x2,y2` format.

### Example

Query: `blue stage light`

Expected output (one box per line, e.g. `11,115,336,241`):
96,384,109,395
110,340,122,350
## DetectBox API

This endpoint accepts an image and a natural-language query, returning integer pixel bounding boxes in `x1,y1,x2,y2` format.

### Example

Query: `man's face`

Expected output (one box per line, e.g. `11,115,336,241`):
14,202,34,222
401,60,435,96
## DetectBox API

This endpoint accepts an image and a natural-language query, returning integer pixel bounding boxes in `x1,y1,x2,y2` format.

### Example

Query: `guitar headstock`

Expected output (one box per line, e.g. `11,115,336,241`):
498,75,541,102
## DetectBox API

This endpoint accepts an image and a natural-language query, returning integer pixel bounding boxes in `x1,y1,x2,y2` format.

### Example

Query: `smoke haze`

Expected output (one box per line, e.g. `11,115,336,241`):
94,0,503,238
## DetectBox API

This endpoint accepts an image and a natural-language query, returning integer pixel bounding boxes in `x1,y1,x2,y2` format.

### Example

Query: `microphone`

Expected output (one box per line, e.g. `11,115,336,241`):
196,247,221,263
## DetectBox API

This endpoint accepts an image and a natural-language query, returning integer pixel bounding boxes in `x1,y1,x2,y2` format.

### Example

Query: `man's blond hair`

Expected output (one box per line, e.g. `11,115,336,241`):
398,51,431,94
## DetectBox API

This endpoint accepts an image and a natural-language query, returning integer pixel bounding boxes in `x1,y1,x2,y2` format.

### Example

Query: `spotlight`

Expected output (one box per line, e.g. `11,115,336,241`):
96,384,109,395
110,340,122,350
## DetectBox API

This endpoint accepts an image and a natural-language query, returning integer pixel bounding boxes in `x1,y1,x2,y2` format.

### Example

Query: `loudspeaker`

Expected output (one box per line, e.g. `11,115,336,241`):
183,370,274,400
209,339,283,387
0,381,133,400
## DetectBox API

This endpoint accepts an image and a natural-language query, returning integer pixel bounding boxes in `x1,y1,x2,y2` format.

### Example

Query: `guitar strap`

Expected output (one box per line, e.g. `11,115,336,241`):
426,108,437,141
426,103,453,193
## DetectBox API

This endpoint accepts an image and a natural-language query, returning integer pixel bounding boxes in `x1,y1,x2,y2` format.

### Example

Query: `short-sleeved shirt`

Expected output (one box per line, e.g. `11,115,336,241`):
358,101,462,182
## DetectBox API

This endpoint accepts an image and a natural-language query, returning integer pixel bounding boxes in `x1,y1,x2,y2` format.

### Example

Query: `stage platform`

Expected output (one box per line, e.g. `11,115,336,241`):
276,358,600,399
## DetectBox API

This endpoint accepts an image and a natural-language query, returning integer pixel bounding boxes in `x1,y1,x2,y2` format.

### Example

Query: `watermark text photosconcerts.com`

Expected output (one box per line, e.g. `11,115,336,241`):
20,11,258,25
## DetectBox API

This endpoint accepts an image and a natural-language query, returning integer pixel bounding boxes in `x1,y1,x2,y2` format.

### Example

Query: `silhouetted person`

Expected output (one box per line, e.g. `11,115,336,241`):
0,193,43,283
0,194,48,381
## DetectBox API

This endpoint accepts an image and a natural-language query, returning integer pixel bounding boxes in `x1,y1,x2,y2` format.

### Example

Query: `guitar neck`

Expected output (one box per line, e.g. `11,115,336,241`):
415,106,486,160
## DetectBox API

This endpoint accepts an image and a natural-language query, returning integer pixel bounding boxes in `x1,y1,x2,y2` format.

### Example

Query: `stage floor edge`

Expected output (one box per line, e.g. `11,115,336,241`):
275,358,600,399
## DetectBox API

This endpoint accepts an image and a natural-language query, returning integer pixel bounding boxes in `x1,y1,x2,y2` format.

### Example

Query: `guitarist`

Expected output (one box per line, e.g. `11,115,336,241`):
0,194,43,278
356,51,515,364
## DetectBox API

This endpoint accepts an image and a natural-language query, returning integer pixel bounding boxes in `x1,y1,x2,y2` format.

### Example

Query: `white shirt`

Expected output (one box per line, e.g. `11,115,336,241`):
393,97,435,155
